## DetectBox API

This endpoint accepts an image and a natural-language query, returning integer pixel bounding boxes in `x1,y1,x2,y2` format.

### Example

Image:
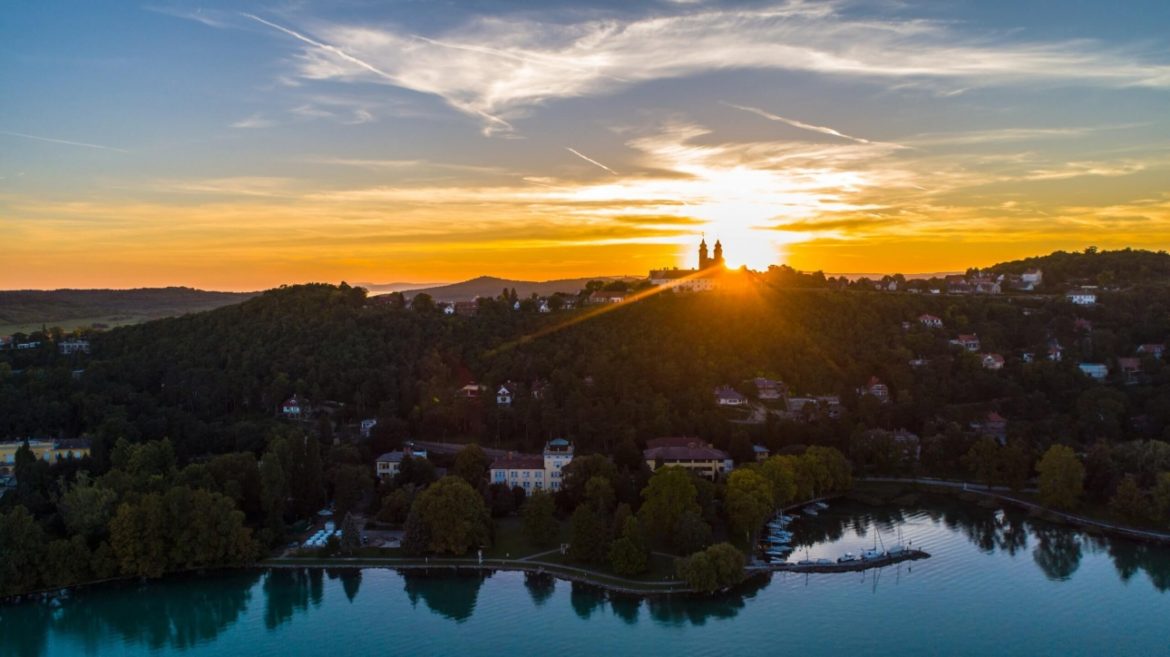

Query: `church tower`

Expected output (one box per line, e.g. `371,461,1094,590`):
698,237,710,269
713,239,724,267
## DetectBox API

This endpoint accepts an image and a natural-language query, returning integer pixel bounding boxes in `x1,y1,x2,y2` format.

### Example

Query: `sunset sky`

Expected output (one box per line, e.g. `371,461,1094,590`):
3,0,1169,290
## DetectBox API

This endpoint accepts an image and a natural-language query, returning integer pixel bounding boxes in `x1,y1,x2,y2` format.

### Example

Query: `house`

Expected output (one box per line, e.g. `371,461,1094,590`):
375,444,429,481
454,301,479,317
753,444,770,461
1021,352,1035,363
440,303,456,315
1118,357,1142,384
1020,268,1043,290
918,314,944,329
972,412,1008,444
945,275,972,294
787,395,843,420
359,418,378,438
530,380,551,400
909,357,930,368
643,437,733,479
538,299,551,313
858,376,890,403
714,386,747,406
972,279,1001,295
1078,363,1109,381
1048,340,1064,361
15,341,41,350
953,334,981,352
496,385,514,407
588,290,626,304
281,395,304,418
58,339,90,355
489,439,575,491
459,383,485,399
981,353,1005,370
1137,344,1166,359
753,377,786,400
0,438,91,465
1066,290,1097,305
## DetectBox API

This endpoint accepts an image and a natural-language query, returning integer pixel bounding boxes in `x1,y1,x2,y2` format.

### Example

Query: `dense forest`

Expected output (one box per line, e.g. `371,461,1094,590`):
4,249,1170,596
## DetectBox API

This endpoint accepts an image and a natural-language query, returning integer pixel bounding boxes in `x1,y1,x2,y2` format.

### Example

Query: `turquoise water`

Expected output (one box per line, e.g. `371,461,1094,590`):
4,497,1170,656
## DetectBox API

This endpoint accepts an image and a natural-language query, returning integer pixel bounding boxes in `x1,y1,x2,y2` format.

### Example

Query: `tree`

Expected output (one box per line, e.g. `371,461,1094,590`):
584,476,615,516
725,469,774,541
340,512,361,555
1110,475,1150,524
675,543,745,593
330,464,373,522
377,486,415,525
569,505,609,564
608,517,649,576
412,293,436,313
1152,473,1170,527
410,476,491,555
999,443,1032,492
962,437,1001,488
671,510,712,555
453,444,489,488
522,491,559,548
0,506,45,597
1037,445,1085,510
638,467,699,549
760,456,798,507
58,472,118,541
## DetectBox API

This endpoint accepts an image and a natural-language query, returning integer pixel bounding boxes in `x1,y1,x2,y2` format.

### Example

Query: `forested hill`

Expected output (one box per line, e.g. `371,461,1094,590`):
987,248,1170,288
0,287,255,335
400,275,627,302
6,278,1170,471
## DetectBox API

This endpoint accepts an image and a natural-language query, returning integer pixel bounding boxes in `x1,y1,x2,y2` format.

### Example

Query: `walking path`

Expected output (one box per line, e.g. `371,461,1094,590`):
861,476,1170,544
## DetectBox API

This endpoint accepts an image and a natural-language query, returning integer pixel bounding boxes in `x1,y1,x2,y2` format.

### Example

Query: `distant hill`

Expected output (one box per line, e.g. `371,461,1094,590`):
390,275,630,302
354,281,441,294
987,248,1170,289
0,287,256,335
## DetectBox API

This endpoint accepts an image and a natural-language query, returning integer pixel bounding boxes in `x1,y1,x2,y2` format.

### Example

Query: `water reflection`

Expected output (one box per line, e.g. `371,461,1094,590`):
400,569,489,622
646,575,770,627
1032,527,1083,581
264,568,322,630
524,572,555,607
326,569,362,603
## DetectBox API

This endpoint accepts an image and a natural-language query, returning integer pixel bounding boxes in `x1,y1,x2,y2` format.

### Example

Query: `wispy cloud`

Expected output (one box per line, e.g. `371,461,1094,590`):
566,147,619,175
233,4,1170,134
721,102,873,144
0,130,128,152
230,113,277,129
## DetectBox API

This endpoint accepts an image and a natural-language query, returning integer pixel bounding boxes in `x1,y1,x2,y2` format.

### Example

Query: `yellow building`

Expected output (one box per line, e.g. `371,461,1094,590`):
0,438,91,465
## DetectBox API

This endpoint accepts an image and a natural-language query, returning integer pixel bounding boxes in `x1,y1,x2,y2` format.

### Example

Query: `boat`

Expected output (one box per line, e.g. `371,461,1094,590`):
802,506,819,516
862,548,884,560
994,509,1006,525
815,558,833,565
814,501,829,510
837,552,859,563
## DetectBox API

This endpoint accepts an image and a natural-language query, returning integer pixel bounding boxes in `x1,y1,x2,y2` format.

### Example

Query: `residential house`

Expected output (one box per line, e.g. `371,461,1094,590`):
489,439,575,491
496,385,514,407
714,385,747,406
1118,357,1143,385
972,411,1009,444
440,303,456,315
981,353,1005,370
1020,268,1043,290
58,339,90,355
459,383,486,399
918,314,944,329
1066,289,1098,305
1078,363,1109,381
530,380,551,400
753,377,786,400
588,290,626,304
1137,344,1166,359
0,438,91,465
753,444,770,461
953,334,981,352
454,301,479,317
1048,340,1064,362
375,444,429,481
858,376,890,403
643,437,733,479
281,395,304,418
359,418,378,438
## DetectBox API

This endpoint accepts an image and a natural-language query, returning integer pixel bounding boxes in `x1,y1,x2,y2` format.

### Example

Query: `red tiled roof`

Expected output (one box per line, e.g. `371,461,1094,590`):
644,445,730,462
646,436,711,449
490,453,544,470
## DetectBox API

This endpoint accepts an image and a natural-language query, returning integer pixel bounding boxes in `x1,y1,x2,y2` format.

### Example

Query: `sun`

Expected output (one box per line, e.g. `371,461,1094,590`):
698,221,789,271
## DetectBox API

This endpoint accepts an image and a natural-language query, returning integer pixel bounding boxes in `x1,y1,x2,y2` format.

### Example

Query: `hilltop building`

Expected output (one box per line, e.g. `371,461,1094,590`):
489,439,575,491
643,437,733,479
0,438,91,465
649,237,729,292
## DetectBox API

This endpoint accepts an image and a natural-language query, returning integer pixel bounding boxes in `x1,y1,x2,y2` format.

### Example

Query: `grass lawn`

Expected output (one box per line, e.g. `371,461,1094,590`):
485,516,570,559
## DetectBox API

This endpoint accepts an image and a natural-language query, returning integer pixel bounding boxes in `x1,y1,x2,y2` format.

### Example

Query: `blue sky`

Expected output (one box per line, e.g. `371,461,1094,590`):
3,0,1169,289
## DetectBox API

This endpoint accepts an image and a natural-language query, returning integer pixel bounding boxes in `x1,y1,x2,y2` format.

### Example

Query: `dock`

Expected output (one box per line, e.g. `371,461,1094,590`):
751,549,930,573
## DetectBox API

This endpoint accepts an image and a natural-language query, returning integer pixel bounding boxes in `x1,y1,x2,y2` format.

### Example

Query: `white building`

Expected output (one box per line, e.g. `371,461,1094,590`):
496,385,513,407
375,444,429,480
1078,363,1109,381
59,339,90,354
359,418,378,438
1067,290,1098,305
489,439,575,491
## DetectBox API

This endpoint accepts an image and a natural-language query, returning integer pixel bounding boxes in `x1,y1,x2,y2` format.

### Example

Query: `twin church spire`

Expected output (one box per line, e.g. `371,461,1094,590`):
698,236,724,270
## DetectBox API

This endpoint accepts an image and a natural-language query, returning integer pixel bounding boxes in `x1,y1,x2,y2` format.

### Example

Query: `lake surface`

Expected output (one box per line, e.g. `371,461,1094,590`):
5,495,1170,657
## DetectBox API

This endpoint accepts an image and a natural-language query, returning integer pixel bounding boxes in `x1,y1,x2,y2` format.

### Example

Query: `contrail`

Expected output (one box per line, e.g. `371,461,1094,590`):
0,131,128,152
722,102,871,144
242,13,512,134
566,147,619,175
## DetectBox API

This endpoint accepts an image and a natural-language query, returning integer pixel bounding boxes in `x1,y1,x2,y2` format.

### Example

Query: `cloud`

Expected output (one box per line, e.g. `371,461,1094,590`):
237,4,1170,134
230,113,277,129
0,130,128,152
721,102,872,144
566,147,619,175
